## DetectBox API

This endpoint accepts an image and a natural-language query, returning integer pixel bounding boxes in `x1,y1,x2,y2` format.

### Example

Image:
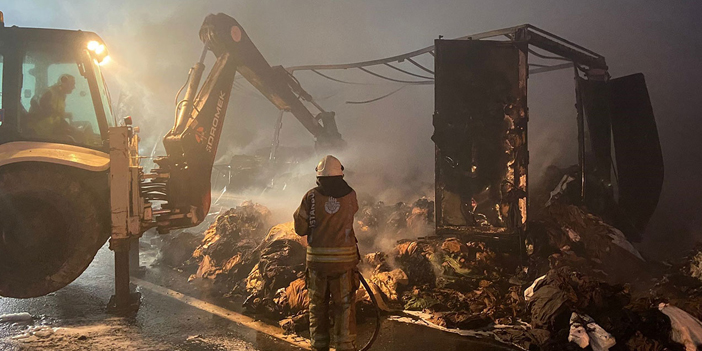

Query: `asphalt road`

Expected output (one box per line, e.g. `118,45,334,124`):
0,239,520,351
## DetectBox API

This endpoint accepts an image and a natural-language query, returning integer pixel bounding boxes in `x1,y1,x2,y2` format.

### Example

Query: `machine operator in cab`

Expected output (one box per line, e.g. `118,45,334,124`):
27,74,76,139
293,155,360,351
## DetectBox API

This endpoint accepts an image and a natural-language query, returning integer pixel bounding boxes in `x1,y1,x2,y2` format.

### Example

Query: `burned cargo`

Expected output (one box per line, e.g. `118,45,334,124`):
152,194,702,351
185,202,272,292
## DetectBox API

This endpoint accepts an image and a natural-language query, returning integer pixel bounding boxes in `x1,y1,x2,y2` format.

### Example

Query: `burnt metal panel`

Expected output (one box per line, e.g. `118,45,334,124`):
578,78,615,216
579,78,612,184
433,39,527,237
609,73,663,239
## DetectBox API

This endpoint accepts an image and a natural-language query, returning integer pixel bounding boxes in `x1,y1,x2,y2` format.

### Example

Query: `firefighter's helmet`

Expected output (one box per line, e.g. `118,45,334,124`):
315,155,344,177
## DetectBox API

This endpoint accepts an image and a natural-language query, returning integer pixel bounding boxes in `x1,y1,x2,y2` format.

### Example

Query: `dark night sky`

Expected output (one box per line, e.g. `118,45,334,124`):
4,1,702,258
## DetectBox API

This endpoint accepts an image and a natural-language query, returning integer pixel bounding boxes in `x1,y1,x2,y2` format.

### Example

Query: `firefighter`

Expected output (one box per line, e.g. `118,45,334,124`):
294,155,360,351
27,74,76,138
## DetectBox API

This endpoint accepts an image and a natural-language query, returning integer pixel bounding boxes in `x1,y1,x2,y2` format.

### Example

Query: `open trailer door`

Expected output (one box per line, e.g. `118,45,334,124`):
609,73,664,240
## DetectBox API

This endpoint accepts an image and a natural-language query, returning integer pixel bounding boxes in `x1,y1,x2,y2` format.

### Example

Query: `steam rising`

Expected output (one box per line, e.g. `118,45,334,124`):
7,1,702,259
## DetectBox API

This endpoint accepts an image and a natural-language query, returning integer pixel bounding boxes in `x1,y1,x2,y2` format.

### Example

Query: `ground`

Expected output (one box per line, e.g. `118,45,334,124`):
0,240,519,351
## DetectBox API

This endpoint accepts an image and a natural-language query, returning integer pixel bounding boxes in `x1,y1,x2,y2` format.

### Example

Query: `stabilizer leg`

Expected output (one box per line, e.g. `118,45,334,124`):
107,238,141,313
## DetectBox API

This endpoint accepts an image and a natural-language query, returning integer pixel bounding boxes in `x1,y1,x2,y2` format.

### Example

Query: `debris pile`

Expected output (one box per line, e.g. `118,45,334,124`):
187,202,271,291
645,244,702,322
156,198,702,350
507,203,702,350
517,267,702,351
353,235,529,338
242,222,307,318
358,202,702,350
525,203,646,284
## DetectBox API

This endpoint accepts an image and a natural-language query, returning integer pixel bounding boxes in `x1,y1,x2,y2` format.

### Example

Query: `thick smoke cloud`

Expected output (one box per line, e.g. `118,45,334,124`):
5,0,702,259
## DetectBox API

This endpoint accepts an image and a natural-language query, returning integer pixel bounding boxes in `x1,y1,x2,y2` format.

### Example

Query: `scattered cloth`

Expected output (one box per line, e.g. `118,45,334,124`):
658,303,702,351
524,275,546,302
370,269,408,302
568,313,616,351
568,313,589,348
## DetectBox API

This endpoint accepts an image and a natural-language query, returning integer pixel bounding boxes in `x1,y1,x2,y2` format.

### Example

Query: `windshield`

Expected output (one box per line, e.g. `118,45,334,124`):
19,44,106,149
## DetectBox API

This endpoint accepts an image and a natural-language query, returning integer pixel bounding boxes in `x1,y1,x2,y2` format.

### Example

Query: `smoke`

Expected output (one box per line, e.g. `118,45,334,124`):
7,0,702,259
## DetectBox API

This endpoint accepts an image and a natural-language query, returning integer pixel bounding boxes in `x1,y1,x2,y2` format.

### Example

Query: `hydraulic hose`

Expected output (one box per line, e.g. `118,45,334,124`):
357,272,381,351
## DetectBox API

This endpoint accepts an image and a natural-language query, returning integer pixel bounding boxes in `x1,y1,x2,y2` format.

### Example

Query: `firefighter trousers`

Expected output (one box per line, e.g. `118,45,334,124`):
307,268,359,351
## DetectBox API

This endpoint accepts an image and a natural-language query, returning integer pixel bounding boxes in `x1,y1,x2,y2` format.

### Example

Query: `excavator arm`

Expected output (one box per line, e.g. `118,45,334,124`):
148,13,344,232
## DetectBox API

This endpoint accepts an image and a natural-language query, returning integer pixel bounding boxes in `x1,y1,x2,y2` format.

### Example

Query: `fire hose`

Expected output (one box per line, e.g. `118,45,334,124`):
357,271,381,351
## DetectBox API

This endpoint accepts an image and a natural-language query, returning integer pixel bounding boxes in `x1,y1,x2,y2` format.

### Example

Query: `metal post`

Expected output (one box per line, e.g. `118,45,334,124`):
128,236,142,275
574,64,586,200
108,236,140,313
114,241,131,307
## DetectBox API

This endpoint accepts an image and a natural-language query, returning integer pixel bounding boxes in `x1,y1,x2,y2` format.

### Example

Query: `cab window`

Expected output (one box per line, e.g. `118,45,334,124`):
20,45,103,148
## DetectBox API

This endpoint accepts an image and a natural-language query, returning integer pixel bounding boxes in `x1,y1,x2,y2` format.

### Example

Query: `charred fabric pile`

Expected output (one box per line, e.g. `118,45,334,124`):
238,197,437,333
156,198,702,350
156,198,436,327
155,201,272,290
372,202,702,351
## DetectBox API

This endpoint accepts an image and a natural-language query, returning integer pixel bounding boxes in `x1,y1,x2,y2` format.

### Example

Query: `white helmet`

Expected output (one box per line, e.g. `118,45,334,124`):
316,155,344,177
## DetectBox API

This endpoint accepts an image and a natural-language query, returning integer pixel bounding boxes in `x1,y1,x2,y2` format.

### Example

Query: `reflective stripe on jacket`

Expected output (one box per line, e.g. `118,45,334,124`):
293,189,359,273
306,246,358,263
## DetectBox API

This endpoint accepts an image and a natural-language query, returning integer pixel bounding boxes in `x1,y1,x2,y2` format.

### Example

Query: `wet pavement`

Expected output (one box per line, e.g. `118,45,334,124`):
0,239,519,351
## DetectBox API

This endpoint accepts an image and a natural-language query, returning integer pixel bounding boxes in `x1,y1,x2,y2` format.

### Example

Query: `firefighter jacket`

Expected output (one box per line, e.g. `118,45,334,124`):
293,188,359,273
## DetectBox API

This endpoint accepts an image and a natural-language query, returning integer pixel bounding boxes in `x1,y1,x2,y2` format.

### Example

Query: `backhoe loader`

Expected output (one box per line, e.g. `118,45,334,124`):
0,12,343,309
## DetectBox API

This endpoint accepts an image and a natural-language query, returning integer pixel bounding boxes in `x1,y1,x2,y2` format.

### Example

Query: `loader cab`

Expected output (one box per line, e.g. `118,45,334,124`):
0,24,115,152
0,18,117,298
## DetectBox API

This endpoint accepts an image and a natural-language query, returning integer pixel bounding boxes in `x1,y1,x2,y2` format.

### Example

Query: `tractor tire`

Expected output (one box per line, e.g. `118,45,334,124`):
0,163,110,298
